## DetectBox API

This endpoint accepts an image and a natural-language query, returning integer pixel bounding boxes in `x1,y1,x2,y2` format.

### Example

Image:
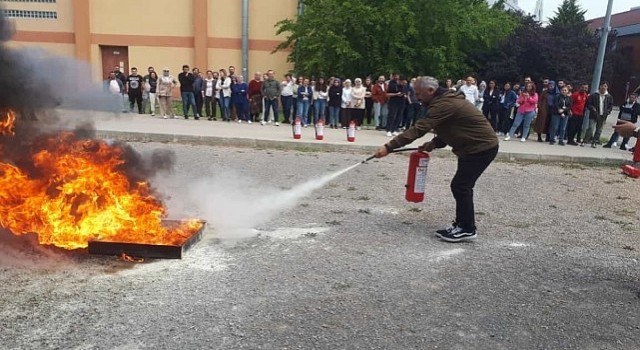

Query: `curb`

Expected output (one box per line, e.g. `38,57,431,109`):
95,130,627,167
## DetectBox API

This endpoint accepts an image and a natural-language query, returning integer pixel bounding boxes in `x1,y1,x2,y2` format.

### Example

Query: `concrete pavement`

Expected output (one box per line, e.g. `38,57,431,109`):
64,109,638,165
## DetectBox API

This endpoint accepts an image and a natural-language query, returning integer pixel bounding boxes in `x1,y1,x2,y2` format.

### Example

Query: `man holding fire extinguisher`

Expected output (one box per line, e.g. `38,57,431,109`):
374,76,499,243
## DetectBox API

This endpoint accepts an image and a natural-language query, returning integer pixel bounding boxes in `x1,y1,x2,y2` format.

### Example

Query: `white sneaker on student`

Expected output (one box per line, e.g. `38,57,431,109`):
386,132,392,137
260,120,265,125
520,138,526,142
247,120,252,124
504,135,511,141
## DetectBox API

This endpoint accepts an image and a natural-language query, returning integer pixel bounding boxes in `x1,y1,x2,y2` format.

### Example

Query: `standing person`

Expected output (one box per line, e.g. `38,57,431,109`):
584,82,614,148
248,72,263,123
476,81,486,111
231,75,250,123
104,72,124,108
327,78,342,129
535,80,556,142
157,67,177,119
567,83,589,145
505,82,538,142
404,77,422,128
261,70,281,126
146,71,158,116
374,76,498,243
192,68,204,118
498,82,517,136
371,75,389,130
351,78,366,129
228,65,238,120
548,86,572,145
216,69,232,121
296,78,312,127
385,73,405,137
603,92,639,149
204,70,217,121
126,67,144,114
459,76,479,106
364,77,374,128
445,78,457,92
313,77,328,124
340,79,353,128
178,65,198,119
482,80,501,131
292,76,302,120
280,74,294,124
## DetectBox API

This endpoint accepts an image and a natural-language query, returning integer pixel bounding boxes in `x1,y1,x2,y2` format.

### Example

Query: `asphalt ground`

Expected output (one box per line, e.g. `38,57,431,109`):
0,143,639,350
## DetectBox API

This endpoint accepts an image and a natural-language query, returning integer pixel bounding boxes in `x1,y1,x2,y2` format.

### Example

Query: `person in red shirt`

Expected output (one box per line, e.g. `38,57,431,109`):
248,72,263,122
566,83,589,145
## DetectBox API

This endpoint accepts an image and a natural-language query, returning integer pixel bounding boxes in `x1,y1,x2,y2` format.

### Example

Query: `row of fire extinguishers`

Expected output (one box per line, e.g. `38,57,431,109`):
291,118,356,142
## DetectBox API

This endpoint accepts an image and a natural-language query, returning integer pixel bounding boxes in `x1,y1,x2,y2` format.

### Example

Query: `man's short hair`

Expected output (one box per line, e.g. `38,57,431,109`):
131,67,137,71
182,64,190,69
415,76,439,90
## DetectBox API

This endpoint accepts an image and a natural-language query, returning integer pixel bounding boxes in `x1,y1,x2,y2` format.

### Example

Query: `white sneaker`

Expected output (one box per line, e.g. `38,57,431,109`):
151,113,155,116
392,131,399,136
267,120,272,124
520,138,526,142
173,116,179,119
163,115,167,119
275,122,280,126
247,120,252,124
260,120,265,125
237,120,242,123
504,135,511,141
386,131,392,137
612,142,618,147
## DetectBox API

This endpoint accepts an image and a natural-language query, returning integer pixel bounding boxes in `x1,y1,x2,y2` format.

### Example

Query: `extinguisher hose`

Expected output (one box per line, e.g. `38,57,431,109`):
362,147,420,163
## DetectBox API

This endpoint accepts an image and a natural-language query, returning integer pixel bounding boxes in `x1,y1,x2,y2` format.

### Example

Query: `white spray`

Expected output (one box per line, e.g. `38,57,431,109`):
180,162,361,241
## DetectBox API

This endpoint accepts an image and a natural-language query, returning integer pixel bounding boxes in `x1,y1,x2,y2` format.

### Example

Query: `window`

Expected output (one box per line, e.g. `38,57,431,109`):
1,9,57,19
0,0,56,3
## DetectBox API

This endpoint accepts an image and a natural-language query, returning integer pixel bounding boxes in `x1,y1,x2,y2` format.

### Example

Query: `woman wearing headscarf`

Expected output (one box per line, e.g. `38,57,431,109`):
351,78,366,129
341,79,353,128
535,80,557,142
157,67,177,119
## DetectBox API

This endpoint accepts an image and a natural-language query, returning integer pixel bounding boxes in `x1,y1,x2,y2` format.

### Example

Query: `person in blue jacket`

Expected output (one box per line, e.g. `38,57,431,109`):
231,75,250,123
498,82,517,135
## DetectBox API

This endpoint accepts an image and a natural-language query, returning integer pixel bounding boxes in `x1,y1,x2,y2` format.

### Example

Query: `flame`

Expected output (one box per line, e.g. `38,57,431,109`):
0,109,202,249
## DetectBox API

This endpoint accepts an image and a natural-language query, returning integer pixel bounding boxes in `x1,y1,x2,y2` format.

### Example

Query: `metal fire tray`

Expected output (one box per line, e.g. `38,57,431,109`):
88,220,206,259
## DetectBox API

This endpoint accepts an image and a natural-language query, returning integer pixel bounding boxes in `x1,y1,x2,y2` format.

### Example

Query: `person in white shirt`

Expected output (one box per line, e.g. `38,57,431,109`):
459,76,479,106
341,79,353,128
280,74,294,124
204,70,216,120
156,67,177,119
216,69,232,121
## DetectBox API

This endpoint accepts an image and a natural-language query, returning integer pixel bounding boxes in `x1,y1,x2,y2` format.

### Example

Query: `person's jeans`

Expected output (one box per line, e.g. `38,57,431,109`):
194,91,203,117
404,103,421,128
328,106,340,126
584,115,607,144
314,99,327,123
451,145,498,231
263,98,279,123
567,115,583,142
508,111,535,138
373,102,388,128
148,92,157,115
219,95,230,120
549,114,569,142
129,91,143,114
181,91,197,118
297,99,310,125
235,101,249,121
487,108,499,131
205,96,217,119
386,103,404,133
281,95,293,122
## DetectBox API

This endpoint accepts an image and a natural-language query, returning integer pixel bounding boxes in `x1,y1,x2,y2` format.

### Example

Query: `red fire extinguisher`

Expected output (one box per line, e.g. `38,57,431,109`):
347,120,356,142
292,117,302,139
315,119,324,140
405,151,430,202
622,145,640,178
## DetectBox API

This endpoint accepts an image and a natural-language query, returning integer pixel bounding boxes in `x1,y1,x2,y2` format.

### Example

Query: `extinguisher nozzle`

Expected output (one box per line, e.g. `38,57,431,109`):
362,155,376,164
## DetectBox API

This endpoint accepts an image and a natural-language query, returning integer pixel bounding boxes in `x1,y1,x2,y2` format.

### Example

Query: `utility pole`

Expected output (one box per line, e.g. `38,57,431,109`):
590,0,614,94
582,0,614,135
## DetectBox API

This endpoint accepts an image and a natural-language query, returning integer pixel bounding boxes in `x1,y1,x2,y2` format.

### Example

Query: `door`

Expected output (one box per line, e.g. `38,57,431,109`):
100,46,129,79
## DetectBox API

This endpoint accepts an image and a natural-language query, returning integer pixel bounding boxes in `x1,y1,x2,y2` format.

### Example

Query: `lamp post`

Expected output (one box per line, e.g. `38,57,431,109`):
582,0,614,135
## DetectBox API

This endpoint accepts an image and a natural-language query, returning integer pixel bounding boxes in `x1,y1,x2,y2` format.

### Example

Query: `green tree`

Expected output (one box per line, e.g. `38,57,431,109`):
274,0,515,79
548,0,587,27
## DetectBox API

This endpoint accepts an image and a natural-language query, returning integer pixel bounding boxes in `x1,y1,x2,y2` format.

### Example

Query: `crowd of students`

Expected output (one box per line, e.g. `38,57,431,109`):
104,66,639,151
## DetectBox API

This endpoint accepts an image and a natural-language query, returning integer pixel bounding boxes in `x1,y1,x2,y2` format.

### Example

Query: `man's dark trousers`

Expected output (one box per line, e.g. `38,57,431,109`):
451,146,498,231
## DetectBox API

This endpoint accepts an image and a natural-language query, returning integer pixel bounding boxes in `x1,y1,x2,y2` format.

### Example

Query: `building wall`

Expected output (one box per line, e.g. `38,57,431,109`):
5,0,296,82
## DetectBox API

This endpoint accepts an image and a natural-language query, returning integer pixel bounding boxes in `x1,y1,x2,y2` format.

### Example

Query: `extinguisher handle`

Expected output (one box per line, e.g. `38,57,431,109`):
362,147,421,164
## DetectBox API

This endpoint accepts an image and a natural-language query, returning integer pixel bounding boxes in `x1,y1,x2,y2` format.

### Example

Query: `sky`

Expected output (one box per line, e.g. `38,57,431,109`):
517,0,637,22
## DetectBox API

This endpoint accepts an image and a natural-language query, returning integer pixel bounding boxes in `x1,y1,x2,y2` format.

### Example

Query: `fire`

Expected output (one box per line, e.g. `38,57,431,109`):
0,109,202,249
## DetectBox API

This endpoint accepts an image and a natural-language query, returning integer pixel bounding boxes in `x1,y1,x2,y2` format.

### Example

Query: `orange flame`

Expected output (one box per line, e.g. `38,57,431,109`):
0,109,16,136
0,110,202,249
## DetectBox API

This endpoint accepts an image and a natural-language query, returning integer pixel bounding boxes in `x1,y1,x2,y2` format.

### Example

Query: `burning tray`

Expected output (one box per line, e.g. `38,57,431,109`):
88,220,206,259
